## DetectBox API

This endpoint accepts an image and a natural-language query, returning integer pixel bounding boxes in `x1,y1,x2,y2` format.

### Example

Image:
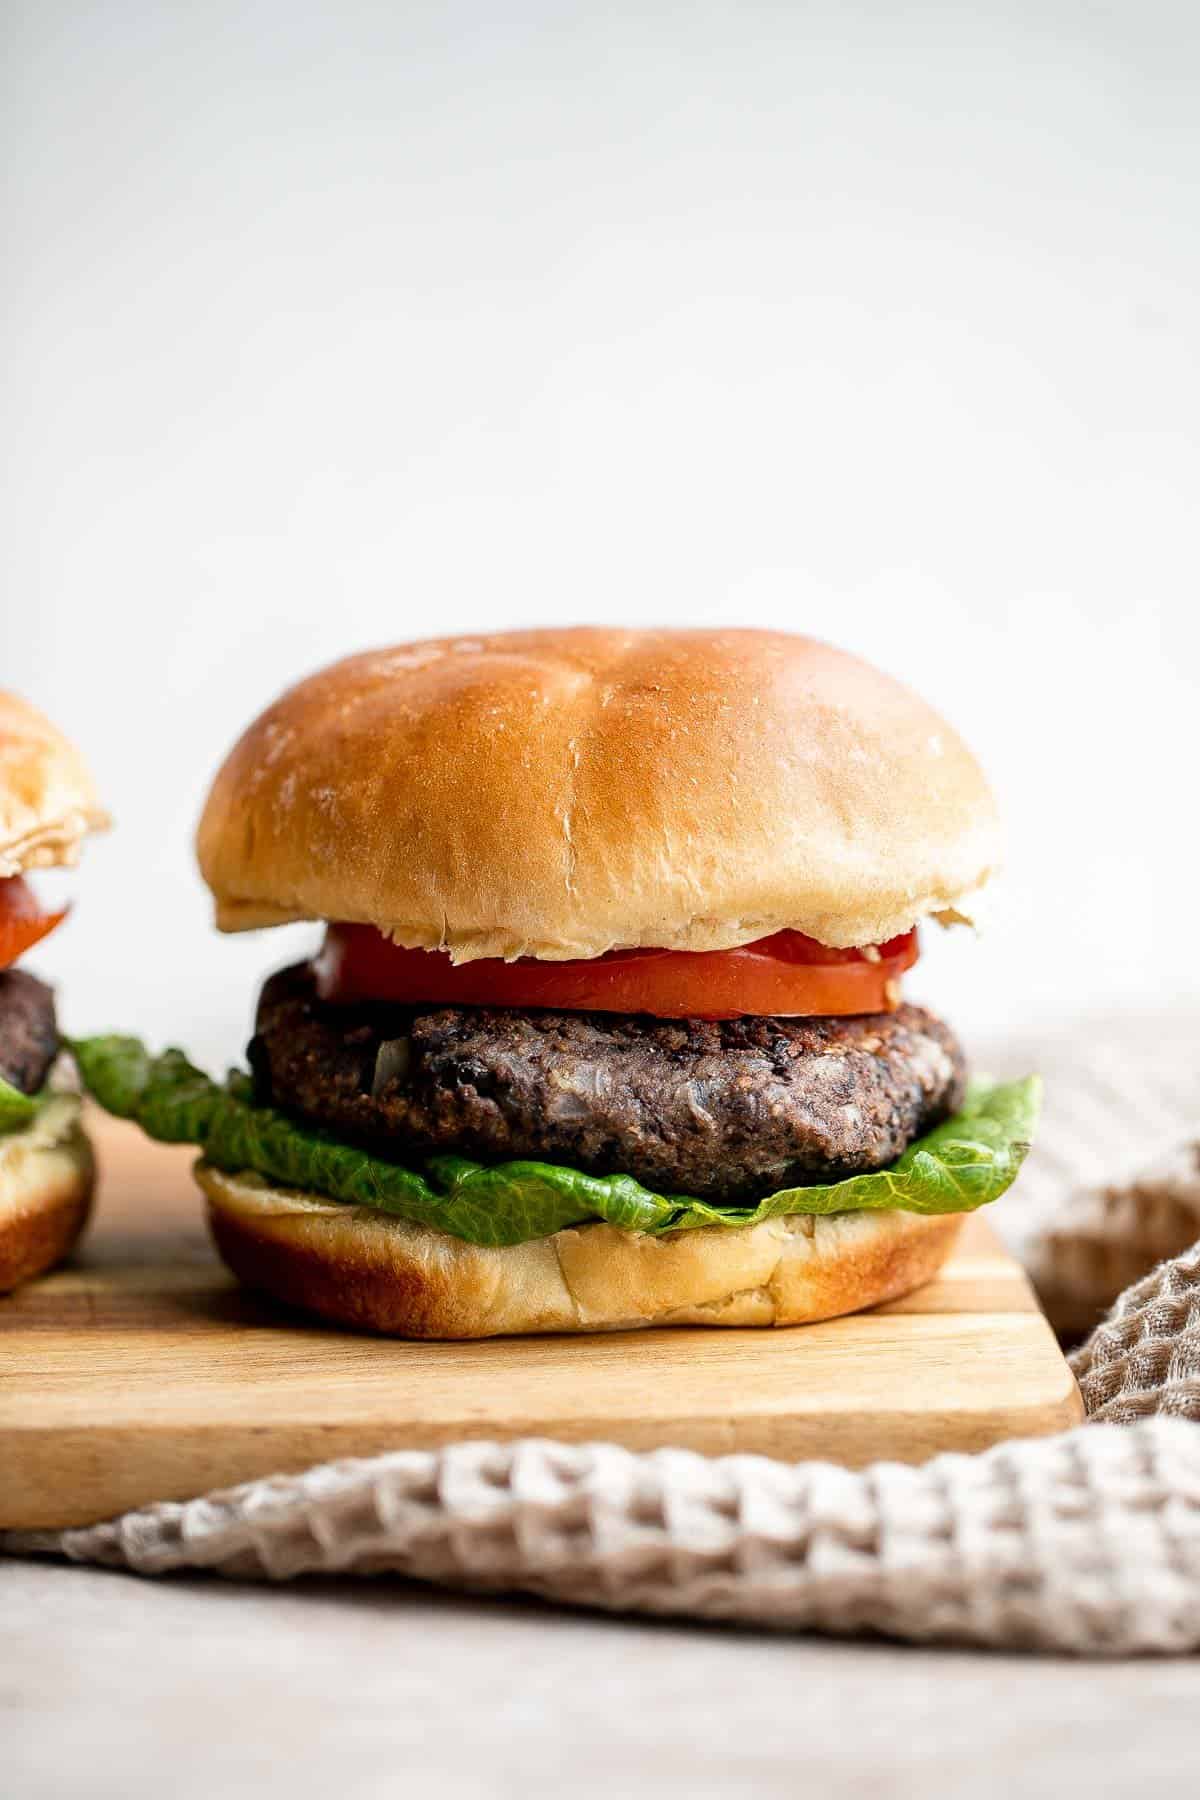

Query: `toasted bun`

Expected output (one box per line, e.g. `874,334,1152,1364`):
0,1096,95,1293
196,628,999,959
198,1162,964,1339
0,691,109,877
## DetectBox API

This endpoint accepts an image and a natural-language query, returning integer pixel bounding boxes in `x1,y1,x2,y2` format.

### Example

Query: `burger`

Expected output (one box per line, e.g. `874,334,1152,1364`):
73,628,1037,1338
0,692,108,1292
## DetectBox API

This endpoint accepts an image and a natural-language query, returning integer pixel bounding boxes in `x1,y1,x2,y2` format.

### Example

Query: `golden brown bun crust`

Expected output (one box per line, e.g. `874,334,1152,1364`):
196,628,999,959
0,690,109,877
198,1162,964,1339
0,1097,95,1294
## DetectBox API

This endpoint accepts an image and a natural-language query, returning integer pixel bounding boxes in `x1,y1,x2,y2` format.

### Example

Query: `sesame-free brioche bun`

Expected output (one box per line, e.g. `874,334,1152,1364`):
0,690,109,878
0,1096,95,1294
196,628,999,961
198,1161,964,1339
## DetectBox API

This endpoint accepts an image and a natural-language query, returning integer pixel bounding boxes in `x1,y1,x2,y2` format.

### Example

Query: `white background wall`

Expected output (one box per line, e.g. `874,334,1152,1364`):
4,2,1197,1067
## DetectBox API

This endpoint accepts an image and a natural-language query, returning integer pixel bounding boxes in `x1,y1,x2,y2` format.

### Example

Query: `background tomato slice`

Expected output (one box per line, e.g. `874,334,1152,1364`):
0,876,68,970
313,924,918,1018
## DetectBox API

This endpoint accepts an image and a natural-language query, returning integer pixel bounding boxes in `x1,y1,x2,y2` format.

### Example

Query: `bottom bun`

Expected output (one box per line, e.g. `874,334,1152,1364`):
0,1095,95,1294
198,1162,965,1340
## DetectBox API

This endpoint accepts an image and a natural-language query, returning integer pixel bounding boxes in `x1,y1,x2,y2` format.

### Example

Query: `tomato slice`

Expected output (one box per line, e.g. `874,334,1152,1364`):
313,924,919,1019
0,876,68,970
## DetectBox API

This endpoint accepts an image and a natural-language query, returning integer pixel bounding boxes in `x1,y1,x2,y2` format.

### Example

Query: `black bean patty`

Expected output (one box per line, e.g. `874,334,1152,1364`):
250,963,966,1202
0,968,59,1095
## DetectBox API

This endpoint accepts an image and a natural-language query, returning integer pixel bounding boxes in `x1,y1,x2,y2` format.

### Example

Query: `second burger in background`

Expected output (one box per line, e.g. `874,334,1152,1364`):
73,628,1038,1338
0,692,108,1292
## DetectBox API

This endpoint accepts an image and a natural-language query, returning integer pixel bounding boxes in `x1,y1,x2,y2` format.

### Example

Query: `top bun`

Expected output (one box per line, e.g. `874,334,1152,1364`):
196,628,1000,960
0,692,109,878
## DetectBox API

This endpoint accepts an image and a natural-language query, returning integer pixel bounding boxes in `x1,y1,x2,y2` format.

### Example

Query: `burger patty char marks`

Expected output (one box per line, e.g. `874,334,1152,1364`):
0,969,59,1095
251,964,966,1203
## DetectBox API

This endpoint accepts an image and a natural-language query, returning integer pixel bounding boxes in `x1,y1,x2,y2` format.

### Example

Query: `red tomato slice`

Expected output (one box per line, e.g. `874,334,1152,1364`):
0,876,68,970
313,924,918,1019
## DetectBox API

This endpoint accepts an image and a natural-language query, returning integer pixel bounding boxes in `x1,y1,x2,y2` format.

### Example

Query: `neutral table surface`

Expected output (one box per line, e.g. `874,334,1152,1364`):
10,1017,1200,1796
7,1559,1200,1799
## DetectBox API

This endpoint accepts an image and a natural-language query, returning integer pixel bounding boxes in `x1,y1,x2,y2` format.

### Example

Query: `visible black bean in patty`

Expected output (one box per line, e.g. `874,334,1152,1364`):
0,968,59,1095
250,962,966,1203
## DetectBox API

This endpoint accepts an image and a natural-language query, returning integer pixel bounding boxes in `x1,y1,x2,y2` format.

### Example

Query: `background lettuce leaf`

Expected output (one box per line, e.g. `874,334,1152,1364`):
72,1035,1040,1249
0,1073,38,1134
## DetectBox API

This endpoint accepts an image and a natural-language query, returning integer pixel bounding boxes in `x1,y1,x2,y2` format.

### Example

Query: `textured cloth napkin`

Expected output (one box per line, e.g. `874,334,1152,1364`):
8,1017,1200,1655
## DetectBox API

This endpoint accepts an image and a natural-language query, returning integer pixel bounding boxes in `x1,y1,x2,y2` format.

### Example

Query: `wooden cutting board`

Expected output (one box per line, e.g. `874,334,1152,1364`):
1,1111,1083,1529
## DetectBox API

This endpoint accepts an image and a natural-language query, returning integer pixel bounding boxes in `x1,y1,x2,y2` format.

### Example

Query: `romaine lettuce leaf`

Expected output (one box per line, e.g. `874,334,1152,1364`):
71,1034,1040,1248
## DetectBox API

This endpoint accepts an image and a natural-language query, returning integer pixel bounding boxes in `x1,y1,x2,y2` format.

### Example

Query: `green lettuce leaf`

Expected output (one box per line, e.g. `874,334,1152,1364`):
0,1073,38,1134
70,1035,1040,1249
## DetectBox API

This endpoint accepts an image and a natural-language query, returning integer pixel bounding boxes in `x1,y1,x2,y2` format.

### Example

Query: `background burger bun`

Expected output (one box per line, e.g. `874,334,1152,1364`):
196,627,1000,960
0,1097,95,1294
198,1161,964,1339
0,689,110,877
